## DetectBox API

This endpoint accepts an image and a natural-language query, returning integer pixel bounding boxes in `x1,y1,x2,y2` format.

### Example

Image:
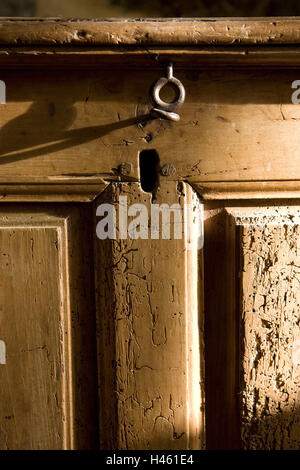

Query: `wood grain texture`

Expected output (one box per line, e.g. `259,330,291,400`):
3,46,300,69
1,18,300,46
1,68,300,199
0,18,300,451
204,203,300,450
94,181,205,450
0,205,98,449
2,19,300,69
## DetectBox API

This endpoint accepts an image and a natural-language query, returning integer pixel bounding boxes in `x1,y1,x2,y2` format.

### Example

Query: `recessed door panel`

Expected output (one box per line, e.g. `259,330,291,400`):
0,205,98,449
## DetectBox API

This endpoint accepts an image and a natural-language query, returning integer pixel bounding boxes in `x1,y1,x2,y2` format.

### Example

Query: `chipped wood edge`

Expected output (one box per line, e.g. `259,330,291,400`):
1,18,300,46
1,19,300,68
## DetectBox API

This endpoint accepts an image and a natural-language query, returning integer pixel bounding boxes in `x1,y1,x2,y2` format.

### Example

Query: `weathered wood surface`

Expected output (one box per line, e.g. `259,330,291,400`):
1,18,300,46
0,17,299,451
237,208,300,450
2,19,300,68
0,68,300,200
0,205,98,449
0,19,300,200
204,203,300,450
94,181,205,449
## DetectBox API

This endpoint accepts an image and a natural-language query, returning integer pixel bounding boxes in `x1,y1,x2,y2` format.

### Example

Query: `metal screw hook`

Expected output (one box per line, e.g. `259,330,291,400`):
167,63,173,79
150,62,185,122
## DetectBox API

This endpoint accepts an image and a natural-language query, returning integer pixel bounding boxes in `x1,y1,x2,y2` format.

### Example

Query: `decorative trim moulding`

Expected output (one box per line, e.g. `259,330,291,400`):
193,180,300,200
2,19,300,68
3,46,300,68
0,176,108,202
1,18,300,46
2,178,300,202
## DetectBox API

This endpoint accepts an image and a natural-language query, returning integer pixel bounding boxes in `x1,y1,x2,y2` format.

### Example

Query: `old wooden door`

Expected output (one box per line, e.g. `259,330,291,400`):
0,18,299,450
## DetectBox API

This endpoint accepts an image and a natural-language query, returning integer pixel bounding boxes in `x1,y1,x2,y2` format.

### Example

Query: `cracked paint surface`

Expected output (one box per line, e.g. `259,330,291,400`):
95,182,204,450
239,217,300,449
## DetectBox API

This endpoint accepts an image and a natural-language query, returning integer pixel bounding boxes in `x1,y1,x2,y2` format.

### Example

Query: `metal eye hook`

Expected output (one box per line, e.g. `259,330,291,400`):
167,62,173,79
150,62,185,122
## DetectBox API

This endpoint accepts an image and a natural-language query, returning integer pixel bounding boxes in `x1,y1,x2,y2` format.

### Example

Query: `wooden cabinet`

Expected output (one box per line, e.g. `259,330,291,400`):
0,18,299,450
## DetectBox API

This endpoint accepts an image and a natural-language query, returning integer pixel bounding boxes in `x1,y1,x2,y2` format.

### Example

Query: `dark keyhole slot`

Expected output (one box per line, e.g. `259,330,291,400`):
139,150,159,193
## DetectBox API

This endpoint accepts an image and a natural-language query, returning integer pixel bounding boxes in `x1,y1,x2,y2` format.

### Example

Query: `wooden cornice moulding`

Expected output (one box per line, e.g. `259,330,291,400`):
1,18,300,46
3,46,300,68
1,18,300,67
193,181,300,200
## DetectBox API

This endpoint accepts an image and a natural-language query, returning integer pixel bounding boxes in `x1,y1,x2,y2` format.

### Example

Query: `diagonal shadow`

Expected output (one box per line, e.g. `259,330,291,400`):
0,101,155,166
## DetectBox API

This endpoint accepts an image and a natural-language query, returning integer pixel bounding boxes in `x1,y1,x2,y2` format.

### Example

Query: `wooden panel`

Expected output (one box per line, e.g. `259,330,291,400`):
204,206,240,450
204,203,300,450
0,68,300,197
94,181,205,450
238,209,300,450
0,205,98,449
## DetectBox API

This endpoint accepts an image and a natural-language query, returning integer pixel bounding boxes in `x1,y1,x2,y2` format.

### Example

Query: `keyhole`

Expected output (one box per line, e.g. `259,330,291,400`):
139,149,160,195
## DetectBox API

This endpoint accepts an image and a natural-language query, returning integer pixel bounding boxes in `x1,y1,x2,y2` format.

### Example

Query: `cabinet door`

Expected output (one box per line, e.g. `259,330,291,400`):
0,204,98,449
204,202,300,450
